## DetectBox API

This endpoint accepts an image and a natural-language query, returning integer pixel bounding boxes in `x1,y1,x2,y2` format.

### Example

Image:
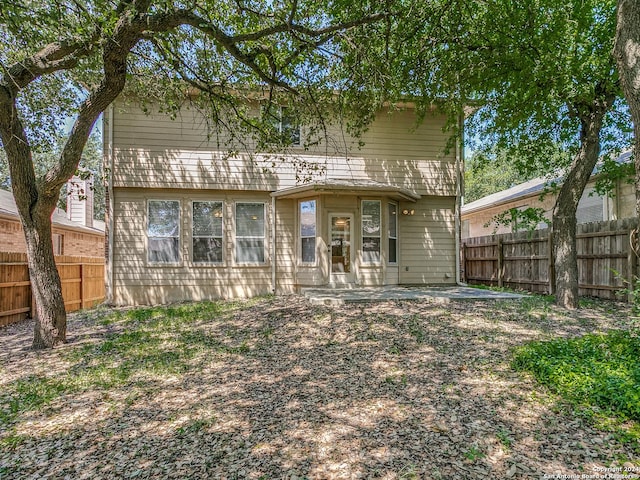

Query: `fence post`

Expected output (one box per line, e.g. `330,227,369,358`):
497,237,503,288
80,263,85,309
548,231,555,295
461,242,466,283
627,228,638,303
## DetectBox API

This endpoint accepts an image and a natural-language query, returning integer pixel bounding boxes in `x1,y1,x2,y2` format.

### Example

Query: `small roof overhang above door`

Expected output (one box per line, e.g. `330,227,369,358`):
271,179,421,202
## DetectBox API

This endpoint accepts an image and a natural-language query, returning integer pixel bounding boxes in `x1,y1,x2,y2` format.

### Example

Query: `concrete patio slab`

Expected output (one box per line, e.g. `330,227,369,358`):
301,285,527,306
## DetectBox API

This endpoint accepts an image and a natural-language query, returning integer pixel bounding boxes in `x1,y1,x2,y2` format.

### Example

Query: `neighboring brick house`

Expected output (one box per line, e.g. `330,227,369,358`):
0,177,105,256
462,151,634,238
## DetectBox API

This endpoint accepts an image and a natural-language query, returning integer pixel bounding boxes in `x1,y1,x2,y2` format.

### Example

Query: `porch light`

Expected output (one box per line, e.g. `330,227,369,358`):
402,209,415,216
335,219,346,225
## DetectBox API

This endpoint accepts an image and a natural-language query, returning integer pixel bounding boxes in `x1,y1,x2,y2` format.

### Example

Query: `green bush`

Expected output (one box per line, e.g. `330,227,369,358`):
512,331,640,421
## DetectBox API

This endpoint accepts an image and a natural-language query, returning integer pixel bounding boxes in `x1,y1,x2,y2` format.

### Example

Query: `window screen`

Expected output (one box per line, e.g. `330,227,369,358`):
148,200,180,263
388,203,397,264
193,201,223,263
362,200,381,263
236,202,265,263
300,200,316,263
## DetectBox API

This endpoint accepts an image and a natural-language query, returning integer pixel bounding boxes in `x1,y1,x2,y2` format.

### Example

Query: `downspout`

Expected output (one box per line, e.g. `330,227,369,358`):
271,195,276,294
455,110,467,286
106,105,115,303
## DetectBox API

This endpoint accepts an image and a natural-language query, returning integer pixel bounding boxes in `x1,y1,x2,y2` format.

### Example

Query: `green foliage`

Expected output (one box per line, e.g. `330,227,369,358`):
463,445,485,461
594,153,636,198
403,0,630,170
464,148,539,203
486,206,548,234
496,428,513,450
513,331,640,431
614,274,640,325
0,127,105,219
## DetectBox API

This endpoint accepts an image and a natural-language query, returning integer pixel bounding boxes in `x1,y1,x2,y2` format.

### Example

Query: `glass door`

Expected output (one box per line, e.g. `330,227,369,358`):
329,214,354,284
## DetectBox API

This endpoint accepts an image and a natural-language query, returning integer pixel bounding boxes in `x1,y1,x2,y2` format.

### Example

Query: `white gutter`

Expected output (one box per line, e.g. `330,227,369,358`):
106,105,115,303
455,110,466,286
271,195,276,294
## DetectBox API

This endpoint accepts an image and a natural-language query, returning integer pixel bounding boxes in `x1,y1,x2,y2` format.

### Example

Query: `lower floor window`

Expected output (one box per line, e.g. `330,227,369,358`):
236,238,265,263
148,200,180,263
236,202,265,263
193,201,223,263
362,200,381,263
388,203,398,264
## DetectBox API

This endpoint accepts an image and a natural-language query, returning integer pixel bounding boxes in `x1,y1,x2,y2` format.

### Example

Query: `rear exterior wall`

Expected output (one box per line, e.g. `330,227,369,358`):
107,101,459,305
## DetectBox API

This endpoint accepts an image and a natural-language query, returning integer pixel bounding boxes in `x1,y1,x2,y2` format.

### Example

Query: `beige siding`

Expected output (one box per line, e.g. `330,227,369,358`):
109,103,456,196
385,265,400,285
275,198,296,294
112,188,457,304
112,187,276,305
398,196,456,284
617,181,635,219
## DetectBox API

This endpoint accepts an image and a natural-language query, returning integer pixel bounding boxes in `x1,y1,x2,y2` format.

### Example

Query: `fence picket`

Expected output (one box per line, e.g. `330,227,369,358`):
462,218,638,301
0,253,104,327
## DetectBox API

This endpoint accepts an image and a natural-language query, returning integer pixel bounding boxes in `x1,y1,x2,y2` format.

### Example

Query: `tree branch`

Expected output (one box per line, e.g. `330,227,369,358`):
1,35,100,94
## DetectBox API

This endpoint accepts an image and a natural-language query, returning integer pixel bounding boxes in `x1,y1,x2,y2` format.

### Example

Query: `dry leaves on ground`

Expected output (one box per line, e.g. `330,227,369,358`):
0,295,636,479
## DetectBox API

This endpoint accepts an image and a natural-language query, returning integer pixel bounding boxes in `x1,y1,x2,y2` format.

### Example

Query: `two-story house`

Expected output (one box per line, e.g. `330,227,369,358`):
104,99,462,305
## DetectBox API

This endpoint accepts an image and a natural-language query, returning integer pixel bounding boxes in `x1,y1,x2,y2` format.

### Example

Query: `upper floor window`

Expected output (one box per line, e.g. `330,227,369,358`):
236,202,266,264
263,105,300,146
362,200,381,264
193,201,223,263
300,200,316,263
148,200,180,263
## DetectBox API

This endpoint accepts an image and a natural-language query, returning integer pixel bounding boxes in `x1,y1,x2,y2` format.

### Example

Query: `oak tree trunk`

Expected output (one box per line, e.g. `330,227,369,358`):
614,0,640,220
24,214,67,348
553,105,609,309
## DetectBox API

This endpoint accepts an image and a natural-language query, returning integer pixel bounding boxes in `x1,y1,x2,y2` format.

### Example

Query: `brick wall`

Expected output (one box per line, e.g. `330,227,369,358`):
0,217,26,252
0,216,104,257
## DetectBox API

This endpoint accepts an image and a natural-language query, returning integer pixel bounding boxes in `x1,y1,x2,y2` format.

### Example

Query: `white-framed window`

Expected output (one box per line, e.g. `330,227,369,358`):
300,199,316,264
148,200,180,263
192,201,223,264
52,233,64,256
362,200,381,264
235,202,266,264
388,203,397,264
263,105,300,146
577,186,605,224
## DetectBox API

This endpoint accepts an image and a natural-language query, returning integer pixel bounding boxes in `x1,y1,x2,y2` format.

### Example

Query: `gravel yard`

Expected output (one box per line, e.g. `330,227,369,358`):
0,295,637,479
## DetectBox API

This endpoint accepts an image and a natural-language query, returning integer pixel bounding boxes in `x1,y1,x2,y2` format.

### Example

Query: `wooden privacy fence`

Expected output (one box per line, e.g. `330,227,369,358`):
0,253,105,327
462,218,639,300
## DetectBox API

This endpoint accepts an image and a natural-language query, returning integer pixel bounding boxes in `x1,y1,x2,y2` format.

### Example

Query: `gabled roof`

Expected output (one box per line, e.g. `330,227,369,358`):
462,177,553,214
0,189,105,235
462,150,632,215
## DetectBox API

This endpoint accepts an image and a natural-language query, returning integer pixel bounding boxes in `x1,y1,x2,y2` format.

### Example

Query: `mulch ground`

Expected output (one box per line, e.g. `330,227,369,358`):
0,296,637,479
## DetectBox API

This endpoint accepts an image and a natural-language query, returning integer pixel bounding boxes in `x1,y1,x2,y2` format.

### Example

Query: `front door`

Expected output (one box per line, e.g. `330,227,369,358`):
329,214,354,285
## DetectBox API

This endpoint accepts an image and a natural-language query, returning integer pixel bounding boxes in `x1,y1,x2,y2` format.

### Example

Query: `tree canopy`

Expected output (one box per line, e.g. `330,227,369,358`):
0,0,395,348
464,148,542,204
401,0,631,307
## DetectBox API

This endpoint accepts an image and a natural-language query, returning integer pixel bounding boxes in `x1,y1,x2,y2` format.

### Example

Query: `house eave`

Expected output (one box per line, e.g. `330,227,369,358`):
462,190,544,216
271,180,421,202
